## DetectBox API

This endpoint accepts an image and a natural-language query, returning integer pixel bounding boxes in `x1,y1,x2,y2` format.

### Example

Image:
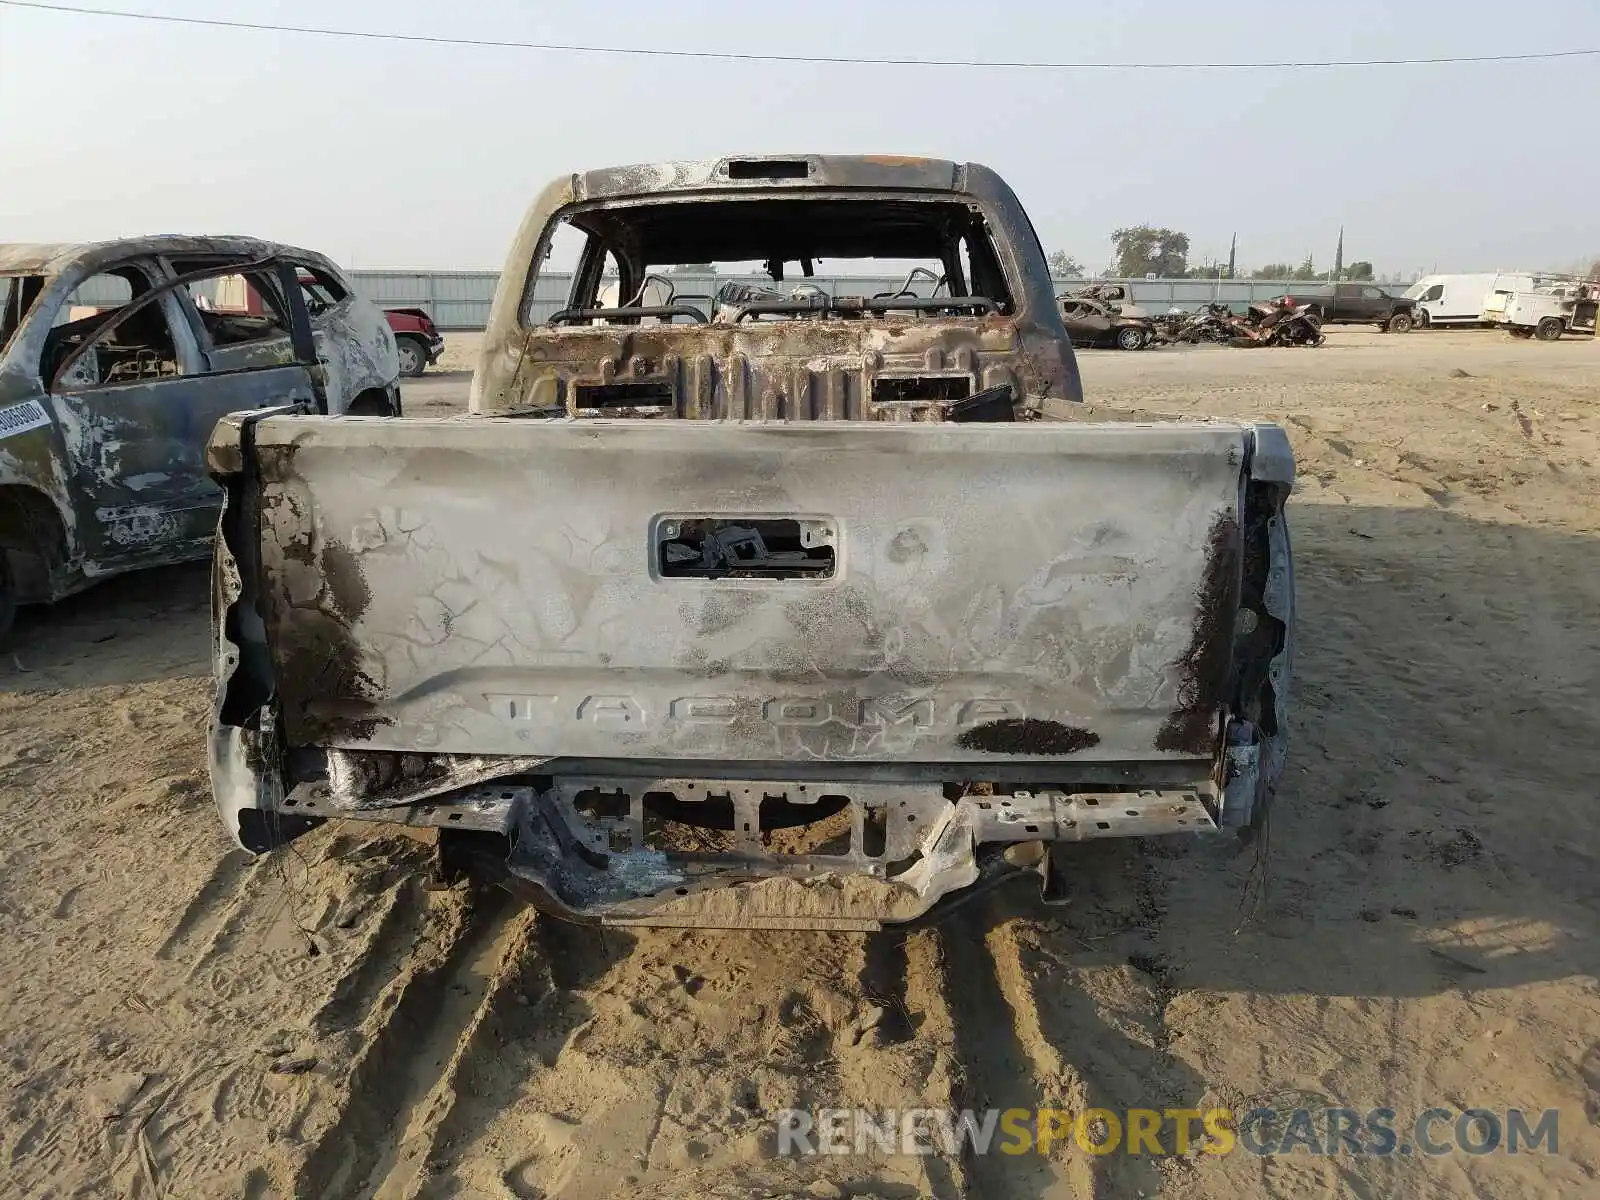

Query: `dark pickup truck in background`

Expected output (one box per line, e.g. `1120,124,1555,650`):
1271,283,1417,332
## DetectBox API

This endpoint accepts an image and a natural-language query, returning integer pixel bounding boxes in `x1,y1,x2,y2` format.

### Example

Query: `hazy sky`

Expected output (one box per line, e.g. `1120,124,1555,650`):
2,1,1597,277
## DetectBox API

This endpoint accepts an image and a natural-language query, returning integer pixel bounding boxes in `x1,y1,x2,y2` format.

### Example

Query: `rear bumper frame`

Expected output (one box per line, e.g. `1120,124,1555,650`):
249,770,1224,929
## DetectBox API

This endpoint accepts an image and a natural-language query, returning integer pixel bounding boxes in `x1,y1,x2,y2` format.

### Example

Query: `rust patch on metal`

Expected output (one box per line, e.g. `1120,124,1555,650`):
1155,512,1241,754
957,719,1100,755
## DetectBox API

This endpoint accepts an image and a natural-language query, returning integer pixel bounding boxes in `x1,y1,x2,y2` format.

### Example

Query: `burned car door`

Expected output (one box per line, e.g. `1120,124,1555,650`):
44,258,320,567
173,256,386,409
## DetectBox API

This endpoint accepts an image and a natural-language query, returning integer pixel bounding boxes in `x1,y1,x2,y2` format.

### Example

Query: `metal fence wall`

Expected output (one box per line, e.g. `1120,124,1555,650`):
346,271,1416,330
350,271,502,330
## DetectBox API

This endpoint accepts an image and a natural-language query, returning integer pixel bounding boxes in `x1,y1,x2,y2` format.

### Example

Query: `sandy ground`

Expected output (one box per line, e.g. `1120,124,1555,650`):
3,329,1599,1199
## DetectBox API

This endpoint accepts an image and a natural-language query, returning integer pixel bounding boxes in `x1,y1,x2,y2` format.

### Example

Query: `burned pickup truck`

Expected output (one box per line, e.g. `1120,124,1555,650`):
0,237,400,638
208,157,1295,931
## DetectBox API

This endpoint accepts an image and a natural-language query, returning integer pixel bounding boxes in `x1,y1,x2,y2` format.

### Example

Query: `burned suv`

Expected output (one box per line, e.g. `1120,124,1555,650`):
0,237,400,638
208,157,1295,930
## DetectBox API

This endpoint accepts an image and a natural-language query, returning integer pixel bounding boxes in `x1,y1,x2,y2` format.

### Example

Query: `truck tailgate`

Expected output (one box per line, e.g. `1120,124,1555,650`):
219,416,1252,765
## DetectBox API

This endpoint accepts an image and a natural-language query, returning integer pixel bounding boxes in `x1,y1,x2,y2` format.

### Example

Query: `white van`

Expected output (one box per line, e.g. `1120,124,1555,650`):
1406,273,1538,327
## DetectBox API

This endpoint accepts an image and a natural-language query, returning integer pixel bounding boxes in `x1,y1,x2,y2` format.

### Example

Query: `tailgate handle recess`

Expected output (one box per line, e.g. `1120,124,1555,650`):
657,517,836,580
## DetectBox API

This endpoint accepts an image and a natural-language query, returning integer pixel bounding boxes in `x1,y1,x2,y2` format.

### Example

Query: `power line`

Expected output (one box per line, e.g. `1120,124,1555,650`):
3,0,1597,71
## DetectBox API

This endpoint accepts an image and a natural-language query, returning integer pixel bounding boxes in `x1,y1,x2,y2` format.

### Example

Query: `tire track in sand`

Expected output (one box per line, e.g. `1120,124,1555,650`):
938,894,1094,1200
938,846,1217,1200
396,915,635,1197
353,899,537,1200
294,887,512,1200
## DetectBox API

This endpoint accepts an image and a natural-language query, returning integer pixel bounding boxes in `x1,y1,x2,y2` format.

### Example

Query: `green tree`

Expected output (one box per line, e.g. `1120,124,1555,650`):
1290,255,1319,281
669,263,716,275
1345,261,1375,281
1111,226,1190,277
1047,250,1085,278
1251,262,1296,280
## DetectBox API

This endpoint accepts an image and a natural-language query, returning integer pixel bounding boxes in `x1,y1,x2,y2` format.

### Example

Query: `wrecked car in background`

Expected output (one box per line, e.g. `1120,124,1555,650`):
1058,291,1153,350
1226,299,1326,348
0,236,400,638
1151,303,1235,345
208,156,1296,931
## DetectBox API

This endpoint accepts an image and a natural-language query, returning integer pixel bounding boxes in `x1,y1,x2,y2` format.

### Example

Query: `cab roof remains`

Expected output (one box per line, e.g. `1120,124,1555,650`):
571,155,971,201
0,235,331,278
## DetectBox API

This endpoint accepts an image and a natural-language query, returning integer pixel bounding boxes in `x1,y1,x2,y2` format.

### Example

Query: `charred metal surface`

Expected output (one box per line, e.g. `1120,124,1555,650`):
260,518,390,746
227,416,1250,764
1,235,397,621
483,775,1220,927
576,156,961,200
940,383,1018,423
1155,512,1243,754
319,538,371,622
317,749,551,810
276,782,531,833
957,718,1100,755
486,319,1045,422
471,157,1082,418
274,610,388,743
250,442,390,744
1226,424,1296,828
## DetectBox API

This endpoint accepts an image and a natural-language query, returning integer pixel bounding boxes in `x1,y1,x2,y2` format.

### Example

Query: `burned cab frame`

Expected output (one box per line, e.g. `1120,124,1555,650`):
208,157,1294,931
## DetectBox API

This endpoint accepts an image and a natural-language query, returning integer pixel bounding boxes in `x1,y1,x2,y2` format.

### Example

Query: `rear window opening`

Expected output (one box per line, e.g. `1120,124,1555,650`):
534,196,1014,326
294,266,349,315
168,257,292,348
657,518,836,580
45,265,182,390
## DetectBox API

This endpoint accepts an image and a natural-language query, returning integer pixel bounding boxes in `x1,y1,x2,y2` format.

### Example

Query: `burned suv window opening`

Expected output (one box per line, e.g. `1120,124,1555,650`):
44,265,182,391
168,257,293,349
294,264,348,315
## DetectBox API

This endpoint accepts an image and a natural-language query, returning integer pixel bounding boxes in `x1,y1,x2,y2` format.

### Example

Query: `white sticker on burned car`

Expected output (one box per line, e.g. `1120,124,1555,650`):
0,399,51,441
